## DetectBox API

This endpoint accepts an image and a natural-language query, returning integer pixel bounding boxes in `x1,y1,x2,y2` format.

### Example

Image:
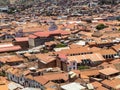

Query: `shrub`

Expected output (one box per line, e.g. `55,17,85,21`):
55,43,66,48
78,66,90,70
96,24,108,30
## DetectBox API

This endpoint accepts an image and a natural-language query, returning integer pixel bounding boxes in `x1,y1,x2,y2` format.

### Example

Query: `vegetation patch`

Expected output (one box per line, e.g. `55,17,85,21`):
96,24,108,30
55,43,67,48
78,66,90,70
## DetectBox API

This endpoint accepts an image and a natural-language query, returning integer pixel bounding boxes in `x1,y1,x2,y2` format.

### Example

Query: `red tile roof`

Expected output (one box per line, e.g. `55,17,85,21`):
29,30,70,38
15,37,28,42
67,53,105,63
102,79,120,89
34,73,68,85
59,54,67,59
42,73,68,81
34,76,49,85
0,55,24,63
56,47,93,56
99,67,119,75
0,45,21,53
29,35,37,39
35,54,56,64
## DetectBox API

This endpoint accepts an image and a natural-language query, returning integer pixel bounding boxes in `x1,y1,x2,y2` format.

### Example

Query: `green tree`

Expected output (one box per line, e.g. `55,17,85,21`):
96,24,108,30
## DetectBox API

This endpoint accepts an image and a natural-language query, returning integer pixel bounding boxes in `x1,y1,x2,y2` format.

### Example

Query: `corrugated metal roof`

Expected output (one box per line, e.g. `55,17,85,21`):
61,82,85,90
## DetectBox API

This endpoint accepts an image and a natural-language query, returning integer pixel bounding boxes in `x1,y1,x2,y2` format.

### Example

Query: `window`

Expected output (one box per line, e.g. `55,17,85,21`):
69,67,71,71
73,62,76,65
73,67,76,69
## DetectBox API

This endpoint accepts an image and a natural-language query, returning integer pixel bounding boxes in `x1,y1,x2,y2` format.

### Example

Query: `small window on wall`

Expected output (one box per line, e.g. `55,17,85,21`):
69,67,71,71
73,67,76,69
73,62,76,65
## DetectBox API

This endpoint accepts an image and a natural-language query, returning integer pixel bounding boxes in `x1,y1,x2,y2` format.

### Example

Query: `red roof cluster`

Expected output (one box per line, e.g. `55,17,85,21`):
0,45,21,53
29,30,70,39
15,37,29,42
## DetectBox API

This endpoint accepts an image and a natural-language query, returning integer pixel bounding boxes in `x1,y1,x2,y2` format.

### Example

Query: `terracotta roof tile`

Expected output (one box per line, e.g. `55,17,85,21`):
95,49,117,55
91,81,102,87
112,44,120,52
99,67,119,75
56,47,94,56
35,54,56,64
0,55,24,63
14,37,28,42
34,76,49,85
0,45,21,53
67,53,105,63
43,73,68,81
102,79,120,89
80,69,99,76
31,30,70,38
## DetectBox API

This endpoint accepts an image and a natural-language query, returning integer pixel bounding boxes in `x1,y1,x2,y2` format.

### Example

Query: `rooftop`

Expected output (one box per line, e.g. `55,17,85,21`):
35,54,56,64
14,37,29,42
0,55,24,63
0,45,21,53
29,30,70,38
61,82,85,90
102,79,120,89
99,67,119,75
67,53,105,63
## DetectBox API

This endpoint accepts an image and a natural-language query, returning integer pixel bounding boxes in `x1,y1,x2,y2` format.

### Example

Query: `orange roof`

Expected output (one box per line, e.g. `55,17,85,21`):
14,37,28,42
91,81,102,88
34,76,49,85
67,53,105,63
45,81,56,86
72,70,89,79
80,69,99,76
23,26,47,33
43,73,68,81
110,59,120,64
96,49,117,55
69,44,83,49
34,73,68,85
72,69,99,78
56,47,94,56
6,67,23,76
99,63,115,69
30,30,70,38
29,34,37,39
35,54,56,64
59,54,67,59
0,55,24,63
99,67,119,75
45,81,58,89
0,45,21,53
25,74,34,80
96,86,108,90
0,84,8,90
102,79,120,89
112,44,120,52
34,31,50,37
